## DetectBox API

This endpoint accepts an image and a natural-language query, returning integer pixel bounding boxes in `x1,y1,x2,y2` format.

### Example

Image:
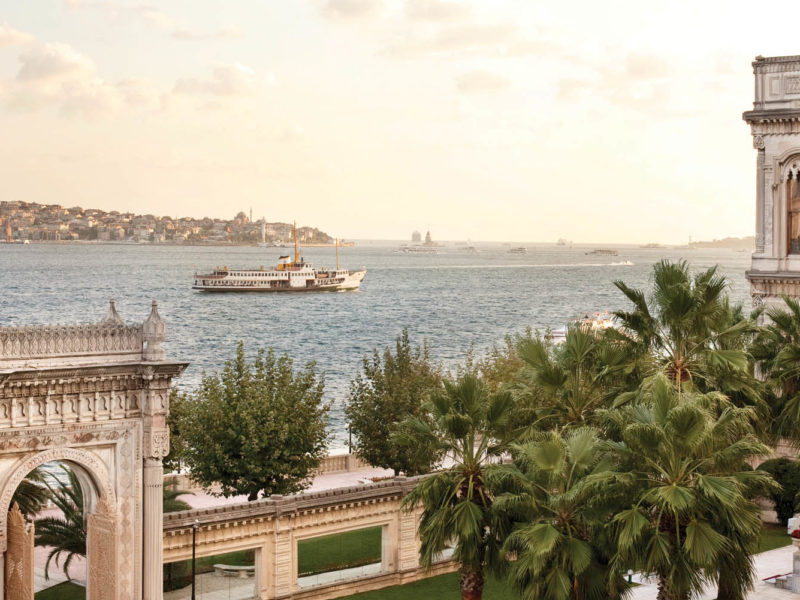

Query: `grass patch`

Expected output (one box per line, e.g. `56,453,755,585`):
164,549,255,592
759,523,792,553
298,527,382,577
35,581,85,600
336,572,515,600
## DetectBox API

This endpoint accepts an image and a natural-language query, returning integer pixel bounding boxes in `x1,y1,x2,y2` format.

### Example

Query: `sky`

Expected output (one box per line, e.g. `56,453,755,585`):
0,1,799,244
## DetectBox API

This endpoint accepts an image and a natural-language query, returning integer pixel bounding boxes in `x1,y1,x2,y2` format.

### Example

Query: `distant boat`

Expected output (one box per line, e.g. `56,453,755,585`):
640,243,663,249
585,249,617,256
397,245,437,254
508,247,527,254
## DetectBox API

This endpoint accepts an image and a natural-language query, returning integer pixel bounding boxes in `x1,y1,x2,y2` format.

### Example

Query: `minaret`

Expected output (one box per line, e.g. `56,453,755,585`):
744,55,800,311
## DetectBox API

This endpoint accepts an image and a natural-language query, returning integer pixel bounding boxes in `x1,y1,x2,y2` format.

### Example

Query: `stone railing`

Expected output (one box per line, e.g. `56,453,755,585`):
0,300,167,369
316,453,369,475
0,323,143,362
162,477,453,600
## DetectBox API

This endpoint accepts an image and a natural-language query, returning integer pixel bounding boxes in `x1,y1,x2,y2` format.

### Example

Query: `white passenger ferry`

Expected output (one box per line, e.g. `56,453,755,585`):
192,226,366,293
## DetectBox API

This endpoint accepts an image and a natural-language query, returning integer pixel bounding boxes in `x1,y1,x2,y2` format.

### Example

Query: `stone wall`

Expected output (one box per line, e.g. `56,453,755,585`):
162,477,455,600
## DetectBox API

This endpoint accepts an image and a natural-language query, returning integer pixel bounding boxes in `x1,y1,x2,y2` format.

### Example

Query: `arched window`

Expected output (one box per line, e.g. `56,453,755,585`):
788,163,800,254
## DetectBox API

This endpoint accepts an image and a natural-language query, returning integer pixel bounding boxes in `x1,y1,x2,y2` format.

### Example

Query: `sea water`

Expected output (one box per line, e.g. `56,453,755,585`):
0,242,752,449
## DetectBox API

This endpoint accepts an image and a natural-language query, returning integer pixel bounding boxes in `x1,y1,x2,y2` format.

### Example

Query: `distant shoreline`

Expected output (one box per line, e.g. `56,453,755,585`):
0,240,355,248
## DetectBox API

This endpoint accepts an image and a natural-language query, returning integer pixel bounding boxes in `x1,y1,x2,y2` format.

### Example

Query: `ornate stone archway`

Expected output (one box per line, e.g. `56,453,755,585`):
0,300,187,600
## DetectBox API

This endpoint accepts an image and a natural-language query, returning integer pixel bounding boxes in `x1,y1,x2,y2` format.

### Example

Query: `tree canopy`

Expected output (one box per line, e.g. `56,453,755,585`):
176,342,330,501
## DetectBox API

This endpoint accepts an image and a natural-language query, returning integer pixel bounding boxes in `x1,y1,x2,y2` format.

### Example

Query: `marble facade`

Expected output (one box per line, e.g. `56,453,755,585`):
744,55,800,307
0,300,186,600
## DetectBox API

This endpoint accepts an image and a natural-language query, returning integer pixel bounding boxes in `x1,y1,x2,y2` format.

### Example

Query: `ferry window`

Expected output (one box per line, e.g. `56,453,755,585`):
790,171,800,254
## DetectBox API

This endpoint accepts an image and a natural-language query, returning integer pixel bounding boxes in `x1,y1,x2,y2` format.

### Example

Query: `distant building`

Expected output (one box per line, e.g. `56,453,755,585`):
744,55,800,309
411,230,421,242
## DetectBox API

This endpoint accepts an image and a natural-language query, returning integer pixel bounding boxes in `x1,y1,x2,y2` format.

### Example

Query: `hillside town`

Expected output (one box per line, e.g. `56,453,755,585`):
0,201,333,245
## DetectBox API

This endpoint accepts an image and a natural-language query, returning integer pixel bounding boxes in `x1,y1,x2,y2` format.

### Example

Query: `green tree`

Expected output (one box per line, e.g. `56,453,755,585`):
178,342,330,501
163,482,192,513
516,326,628,432
35,465,86,581
613,260,756,398
11,467,50,518
751,296,800,444
397,374,517,600
757,458,800,526
501,428,628,600
346,330,441,475
606,376,773,600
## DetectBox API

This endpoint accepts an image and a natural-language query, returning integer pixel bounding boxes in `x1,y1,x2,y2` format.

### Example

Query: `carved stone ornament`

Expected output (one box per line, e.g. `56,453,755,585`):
752,292,765,308
142,301,166,361
144,430,169,459
753,135,765,150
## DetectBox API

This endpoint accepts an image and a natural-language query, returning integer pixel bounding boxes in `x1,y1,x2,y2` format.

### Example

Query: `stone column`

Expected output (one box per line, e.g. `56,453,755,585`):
756,143,766,253
141,300,170,600
142,457,164,600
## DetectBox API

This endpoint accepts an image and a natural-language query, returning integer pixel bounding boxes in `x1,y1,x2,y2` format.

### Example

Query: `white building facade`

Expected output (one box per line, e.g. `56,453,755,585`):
745,55,800,307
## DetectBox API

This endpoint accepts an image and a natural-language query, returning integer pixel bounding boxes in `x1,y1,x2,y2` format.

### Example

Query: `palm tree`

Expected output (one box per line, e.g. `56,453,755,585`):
35,465,85,580
397,373,518,600
751,295,800,445
516,327,629,432
500,427,628,600
163,482,193,513
11,467,51,518
612,260,756,398
605,376,773,600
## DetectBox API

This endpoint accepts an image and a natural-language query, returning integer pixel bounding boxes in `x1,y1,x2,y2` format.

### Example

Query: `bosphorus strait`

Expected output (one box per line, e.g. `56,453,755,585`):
0,242,751,449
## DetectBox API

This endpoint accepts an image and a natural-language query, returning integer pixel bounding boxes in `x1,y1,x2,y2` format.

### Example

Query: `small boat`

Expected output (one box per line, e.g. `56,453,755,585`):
585,248,618,256
508,247,527,254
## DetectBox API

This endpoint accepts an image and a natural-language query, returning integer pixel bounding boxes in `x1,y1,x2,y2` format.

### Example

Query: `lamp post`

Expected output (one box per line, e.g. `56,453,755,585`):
191,519,200,600
627,569,634,584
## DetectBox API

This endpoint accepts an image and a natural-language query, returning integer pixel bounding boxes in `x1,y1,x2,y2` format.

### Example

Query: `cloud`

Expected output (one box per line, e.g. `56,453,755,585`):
135,6,244,41
0,23,35,47
321,0,382,21
174,63,260,97
405,0,471,22
278,124,305,141
455,69,509,94
63,1,243,41
4,42,162,117
16,43,94,81
555,52,689,117
384,23,516,57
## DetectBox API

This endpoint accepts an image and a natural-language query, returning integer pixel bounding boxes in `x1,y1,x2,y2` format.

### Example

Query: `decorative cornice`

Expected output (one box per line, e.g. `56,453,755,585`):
163,477,423,532
746,270,800,282
743,109,800,124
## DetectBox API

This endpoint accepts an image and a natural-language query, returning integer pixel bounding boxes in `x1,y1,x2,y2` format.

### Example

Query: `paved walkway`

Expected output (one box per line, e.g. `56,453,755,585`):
630,545,797,599
177,465,395,510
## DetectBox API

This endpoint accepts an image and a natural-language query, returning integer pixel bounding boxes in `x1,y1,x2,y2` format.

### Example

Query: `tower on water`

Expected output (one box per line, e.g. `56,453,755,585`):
744,55,800,308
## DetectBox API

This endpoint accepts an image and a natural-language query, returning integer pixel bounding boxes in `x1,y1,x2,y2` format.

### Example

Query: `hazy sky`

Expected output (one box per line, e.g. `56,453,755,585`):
1,1,798,243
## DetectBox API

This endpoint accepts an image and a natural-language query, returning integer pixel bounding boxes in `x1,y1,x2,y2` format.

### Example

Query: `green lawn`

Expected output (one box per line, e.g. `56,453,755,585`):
35,581,85,600
336,572,515,600
759,523,792,553
298,526,382,576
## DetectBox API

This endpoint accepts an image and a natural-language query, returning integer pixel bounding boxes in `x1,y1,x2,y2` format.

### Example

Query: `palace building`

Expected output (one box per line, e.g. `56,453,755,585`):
744,55,800,307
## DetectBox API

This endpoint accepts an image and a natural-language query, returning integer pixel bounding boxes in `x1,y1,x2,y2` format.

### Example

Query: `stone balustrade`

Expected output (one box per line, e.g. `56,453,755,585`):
0,299,167,369
163,477,453,600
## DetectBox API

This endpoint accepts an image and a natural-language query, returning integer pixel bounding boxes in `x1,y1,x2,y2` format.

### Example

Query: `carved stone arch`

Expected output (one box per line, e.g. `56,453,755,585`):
0,447,116,552
775,148,800,180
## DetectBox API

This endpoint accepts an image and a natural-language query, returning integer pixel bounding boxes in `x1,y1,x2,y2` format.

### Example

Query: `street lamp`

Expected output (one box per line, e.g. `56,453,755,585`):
627,569,634,584
191,519,200,600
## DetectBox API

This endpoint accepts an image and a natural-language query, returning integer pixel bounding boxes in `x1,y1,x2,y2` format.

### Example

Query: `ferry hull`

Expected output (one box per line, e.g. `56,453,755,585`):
192,270,366,293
